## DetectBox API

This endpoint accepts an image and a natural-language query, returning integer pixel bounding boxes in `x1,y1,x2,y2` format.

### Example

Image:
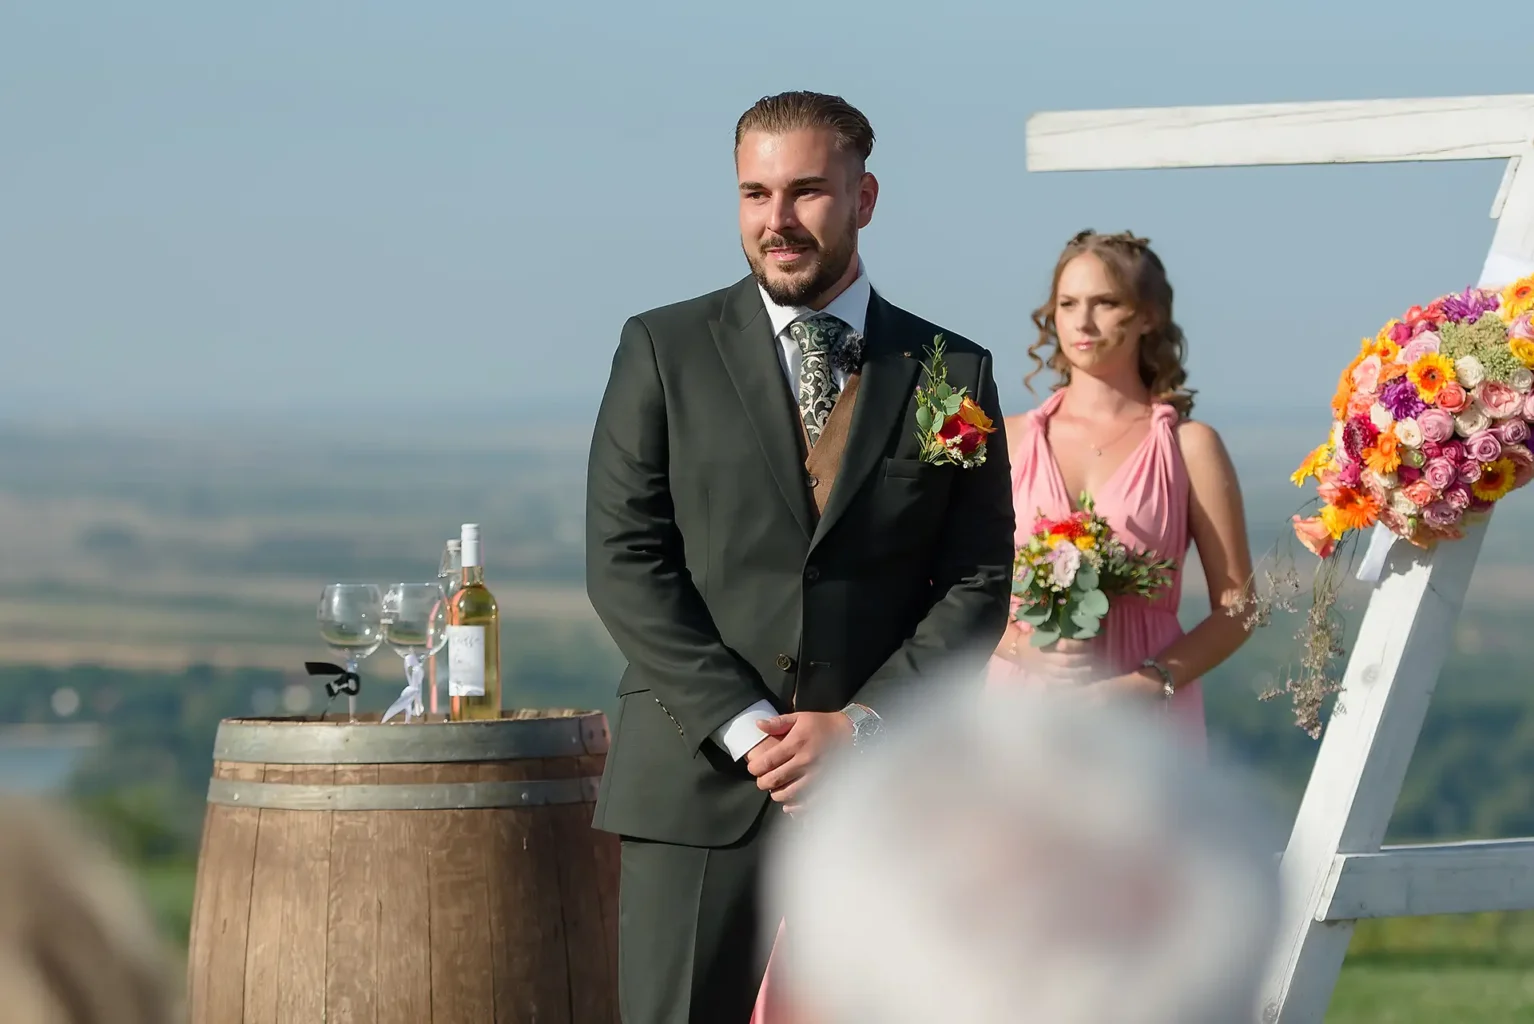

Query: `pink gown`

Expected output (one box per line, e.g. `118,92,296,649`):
987,390,1206,744
750,393,1206,1023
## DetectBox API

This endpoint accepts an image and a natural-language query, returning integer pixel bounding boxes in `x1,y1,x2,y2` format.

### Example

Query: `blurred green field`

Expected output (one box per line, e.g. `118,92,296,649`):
131,861,1534,1021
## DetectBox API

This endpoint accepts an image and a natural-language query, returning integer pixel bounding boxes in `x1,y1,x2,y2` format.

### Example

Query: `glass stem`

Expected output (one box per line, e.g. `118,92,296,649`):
346,656,359,722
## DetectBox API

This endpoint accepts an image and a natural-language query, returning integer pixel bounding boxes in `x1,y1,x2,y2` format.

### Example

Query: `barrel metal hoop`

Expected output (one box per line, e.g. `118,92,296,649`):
206,776,601,811
212,715,609,765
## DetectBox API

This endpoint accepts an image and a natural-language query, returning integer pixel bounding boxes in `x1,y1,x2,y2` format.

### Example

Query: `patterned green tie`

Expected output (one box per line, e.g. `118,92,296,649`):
788,313,848,446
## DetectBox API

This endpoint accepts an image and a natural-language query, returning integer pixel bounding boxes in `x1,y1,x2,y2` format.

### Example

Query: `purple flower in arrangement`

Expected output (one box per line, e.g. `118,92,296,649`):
1438,287,1501,323
1334,460,1363,488
1380,377,1427,420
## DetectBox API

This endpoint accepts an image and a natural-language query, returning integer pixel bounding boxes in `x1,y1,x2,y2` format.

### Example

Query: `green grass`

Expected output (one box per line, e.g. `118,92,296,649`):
135,862,1534,1020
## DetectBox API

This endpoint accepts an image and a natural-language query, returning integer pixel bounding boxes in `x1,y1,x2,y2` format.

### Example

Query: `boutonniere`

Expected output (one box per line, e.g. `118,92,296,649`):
830,329,866,376
914,335,995,468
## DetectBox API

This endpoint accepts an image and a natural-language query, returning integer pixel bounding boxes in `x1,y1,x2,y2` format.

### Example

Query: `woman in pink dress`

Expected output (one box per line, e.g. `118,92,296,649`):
988,230,1255,742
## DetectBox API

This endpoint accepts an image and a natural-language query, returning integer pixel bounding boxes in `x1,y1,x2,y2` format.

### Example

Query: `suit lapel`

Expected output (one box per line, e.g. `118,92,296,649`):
709,277,815,538
810,291,921,550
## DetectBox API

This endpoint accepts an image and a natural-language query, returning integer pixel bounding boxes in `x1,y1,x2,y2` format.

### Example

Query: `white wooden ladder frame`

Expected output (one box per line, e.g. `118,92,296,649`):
1025,94,1534,1023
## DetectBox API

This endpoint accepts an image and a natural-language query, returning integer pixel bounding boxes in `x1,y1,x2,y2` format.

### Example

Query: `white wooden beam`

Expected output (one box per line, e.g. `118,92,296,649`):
1026,94,1534,172
1323,838,1534,920
1256,519,1488,1023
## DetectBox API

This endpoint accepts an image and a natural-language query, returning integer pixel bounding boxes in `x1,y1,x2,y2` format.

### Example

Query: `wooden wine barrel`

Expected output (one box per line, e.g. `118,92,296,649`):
186,710,618,1024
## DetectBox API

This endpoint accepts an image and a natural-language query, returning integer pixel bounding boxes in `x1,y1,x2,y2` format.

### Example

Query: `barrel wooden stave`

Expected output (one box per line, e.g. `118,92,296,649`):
187,712,617,1024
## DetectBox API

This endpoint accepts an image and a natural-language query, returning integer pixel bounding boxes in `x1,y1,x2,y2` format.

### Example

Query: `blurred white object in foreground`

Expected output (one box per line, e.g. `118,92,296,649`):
764,686,1282,1024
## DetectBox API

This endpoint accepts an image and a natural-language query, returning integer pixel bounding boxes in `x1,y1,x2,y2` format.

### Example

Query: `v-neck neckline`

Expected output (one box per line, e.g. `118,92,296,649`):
1038,400,1159,511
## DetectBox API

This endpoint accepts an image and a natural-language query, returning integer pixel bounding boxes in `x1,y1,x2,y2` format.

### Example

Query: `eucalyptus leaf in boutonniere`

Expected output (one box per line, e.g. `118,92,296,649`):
913,335,995,468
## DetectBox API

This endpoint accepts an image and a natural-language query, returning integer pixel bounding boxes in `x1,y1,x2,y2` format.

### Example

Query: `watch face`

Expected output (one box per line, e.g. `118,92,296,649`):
855,715,881,741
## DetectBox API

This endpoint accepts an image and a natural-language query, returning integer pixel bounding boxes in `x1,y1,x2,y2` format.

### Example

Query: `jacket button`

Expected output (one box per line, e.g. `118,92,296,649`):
806,472,819,488
775,654,795,671
805,566,820,581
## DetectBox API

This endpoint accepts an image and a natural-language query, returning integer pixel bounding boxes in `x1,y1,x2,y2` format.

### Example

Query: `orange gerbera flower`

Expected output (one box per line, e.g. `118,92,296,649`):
1321,485,1381,535
1364,433,1401,475
1380,360,1409,383
1407,352,1455,403
1473,458,1518,503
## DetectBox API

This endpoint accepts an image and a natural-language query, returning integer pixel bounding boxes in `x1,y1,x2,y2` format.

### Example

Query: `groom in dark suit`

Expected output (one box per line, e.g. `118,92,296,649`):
585,91,1015,1022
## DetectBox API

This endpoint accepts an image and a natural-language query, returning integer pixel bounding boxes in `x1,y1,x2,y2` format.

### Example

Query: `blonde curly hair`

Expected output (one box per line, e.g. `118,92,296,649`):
1027,230,1196,419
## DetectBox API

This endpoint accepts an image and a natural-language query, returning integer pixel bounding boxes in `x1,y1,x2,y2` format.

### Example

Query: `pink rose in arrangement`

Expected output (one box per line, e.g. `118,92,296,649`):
1459,461,1483,485
1444,483,1473,511
1347,390,1376,419
1467,430,1504,463
1291,515,1336,559
1523,395,1534,421
1504,444,1534,486
1399,334,1441,364
1397,464,1423,484
1378,507,1412,537
1423,501,1461,529
1477,381,1522,419
1423,458,1458,491
1351,354,1383,393
1403,479,1437,508
1389,321,1415,343
1437,381,1470,413
1421,440,1443,460
1441,440,1467,465
1498,418,1531,445
1511,314,1534,341
1417,407,1456,443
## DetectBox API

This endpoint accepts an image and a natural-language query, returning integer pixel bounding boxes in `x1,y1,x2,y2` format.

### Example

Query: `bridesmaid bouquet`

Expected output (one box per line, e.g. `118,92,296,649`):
1013,495,1176,647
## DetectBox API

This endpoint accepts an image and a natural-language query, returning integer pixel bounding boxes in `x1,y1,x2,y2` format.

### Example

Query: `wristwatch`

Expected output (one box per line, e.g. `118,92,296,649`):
1141,658,1176,699
841,703,883,747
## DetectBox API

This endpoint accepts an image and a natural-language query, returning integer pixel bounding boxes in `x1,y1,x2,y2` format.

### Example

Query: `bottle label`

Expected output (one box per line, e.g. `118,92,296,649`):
447,625,486,696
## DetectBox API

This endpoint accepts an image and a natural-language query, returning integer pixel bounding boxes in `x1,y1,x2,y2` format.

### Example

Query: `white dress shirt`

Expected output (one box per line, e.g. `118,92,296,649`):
710,264,874,761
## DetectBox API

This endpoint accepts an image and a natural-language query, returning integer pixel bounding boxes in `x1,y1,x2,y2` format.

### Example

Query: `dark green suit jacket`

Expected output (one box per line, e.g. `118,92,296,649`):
585,275,1015,846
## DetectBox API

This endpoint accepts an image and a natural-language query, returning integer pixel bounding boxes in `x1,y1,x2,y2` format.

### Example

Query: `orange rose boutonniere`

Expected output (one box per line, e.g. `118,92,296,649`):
914,335,994,468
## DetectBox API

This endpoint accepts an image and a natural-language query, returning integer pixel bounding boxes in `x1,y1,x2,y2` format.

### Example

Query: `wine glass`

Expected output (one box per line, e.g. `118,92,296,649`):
317,584,385,721
382,582,448,722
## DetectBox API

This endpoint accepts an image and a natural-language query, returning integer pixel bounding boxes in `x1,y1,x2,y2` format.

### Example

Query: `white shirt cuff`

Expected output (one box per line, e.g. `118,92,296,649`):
711,699,777,760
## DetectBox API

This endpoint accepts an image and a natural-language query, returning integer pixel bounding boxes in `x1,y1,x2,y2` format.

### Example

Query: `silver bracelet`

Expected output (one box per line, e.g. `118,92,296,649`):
1140,658,1176,699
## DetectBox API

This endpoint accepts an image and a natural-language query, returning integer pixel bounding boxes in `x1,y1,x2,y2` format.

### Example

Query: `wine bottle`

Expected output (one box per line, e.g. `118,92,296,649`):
426,538,461,718
446,524,501,721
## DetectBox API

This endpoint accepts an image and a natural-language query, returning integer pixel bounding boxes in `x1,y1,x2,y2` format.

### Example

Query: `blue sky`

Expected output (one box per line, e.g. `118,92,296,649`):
2,0,1529,431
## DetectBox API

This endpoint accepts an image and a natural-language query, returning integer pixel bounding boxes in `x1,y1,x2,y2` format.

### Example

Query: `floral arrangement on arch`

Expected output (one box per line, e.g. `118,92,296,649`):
1291,272,1534,555
1243,272,1534,739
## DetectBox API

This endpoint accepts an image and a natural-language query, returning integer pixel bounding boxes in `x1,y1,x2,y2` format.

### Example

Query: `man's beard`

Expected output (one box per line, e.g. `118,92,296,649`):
745,219,858,307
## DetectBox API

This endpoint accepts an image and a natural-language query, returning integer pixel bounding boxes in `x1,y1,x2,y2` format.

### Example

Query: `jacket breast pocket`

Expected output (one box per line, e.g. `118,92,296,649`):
883,457,940,480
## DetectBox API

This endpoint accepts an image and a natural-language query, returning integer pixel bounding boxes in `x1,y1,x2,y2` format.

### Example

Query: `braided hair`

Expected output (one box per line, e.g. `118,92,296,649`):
1026,229,1196,420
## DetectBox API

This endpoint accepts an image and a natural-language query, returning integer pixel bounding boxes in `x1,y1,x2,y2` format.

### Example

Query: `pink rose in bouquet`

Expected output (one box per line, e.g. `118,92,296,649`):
1418,408,1455,443
1477,381,1522,419
1423,459,1457,491
1498,418,1531,445
1467,430,1504,464
1437,381,1470,413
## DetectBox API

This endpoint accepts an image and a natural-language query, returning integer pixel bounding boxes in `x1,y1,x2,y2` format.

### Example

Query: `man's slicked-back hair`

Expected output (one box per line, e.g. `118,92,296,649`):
734,91,875,165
